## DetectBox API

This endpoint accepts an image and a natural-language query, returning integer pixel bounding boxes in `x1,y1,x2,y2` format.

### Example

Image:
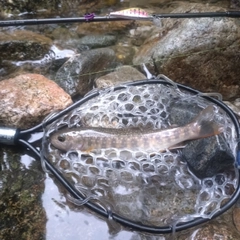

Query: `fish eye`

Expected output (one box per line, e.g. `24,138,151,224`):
58,135,66,142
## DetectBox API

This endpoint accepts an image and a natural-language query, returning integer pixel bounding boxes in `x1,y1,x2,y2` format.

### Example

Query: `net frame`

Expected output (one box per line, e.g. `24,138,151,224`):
37,77,240,233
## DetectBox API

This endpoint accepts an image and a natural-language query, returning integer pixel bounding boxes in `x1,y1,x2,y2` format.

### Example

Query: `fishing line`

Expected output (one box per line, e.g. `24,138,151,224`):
1,77,240,234
0,11,240,27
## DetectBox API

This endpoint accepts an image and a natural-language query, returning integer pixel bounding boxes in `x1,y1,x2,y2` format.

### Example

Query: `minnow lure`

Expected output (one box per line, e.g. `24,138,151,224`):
84,13,95,21
109,8,151,19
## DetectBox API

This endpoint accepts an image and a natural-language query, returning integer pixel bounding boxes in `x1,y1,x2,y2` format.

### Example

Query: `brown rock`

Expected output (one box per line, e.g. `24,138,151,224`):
0,30,52,61
76,21,133,36
0,74,72,129
233,205,240,233
179,221,240,240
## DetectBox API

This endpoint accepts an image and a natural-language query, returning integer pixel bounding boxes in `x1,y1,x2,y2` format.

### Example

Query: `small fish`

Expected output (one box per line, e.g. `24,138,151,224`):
109,8,150,19
50,105,223,153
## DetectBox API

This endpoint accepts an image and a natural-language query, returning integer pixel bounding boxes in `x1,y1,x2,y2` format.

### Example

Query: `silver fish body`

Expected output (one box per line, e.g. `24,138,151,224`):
50,105,223,153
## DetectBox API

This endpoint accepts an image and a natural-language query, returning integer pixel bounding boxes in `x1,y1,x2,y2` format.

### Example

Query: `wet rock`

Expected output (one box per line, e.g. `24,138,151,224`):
168,101,202,126
76,21,133,36
233,203,240,233
182,134,234,179
0,73,72,129
224,99,240,119
178,221,240,240
0,30,52,61
114,41,137,65
0,148,46,240
55,48,116,96
95,65,146,88
78,35,117,49
133,3,240,100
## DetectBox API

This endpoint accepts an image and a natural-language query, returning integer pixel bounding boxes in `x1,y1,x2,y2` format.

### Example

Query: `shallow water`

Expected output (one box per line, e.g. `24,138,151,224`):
1,0,240,239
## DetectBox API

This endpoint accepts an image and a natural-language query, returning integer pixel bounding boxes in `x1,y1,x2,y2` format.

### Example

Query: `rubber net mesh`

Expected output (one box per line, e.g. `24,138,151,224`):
42,82,238,227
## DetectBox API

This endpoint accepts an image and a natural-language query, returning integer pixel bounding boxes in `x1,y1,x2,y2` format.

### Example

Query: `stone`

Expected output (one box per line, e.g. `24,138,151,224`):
78,35,117,49
0,30,52,61
178,221,240,240
168,101,202,126
55,48,116,96
0,73,72,129
224,99,240,119
182,134,234,179
233,204,240,233
76,21,133,36
133,3,240,100
95,65,146,88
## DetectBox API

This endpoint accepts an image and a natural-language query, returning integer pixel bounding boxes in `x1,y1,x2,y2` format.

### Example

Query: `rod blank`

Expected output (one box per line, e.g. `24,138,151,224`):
0,11,240,27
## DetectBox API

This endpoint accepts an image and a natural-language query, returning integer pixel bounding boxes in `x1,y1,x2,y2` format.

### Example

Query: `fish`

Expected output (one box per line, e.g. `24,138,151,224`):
109,8,150,19
50,105,223,153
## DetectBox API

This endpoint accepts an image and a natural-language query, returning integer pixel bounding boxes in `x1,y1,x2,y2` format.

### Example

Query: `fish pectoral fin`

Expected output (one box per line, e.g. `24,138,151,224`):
169,144,186,150
161,143,186,152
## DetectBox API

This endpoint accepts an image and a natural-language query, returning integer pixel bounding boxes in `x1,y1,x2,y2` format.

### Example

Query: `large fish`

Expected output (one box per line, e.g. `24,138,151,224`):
50,105,223,153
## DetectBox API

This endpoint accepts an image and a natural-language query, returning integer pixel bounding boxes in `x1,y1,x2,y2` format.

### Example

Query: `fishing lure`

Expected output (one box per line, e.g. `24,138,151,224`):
109,8,151,19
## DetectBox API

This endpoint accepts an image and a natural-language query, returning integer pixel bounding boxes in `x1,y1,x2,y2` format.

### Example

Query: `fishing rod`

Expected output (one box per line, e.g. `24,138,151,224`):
1,10,240,27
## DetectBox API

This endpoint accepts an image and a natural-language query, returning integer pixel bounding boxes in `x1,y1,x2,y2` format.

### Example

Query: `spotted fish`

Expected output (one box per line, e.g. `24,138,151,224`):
50,105,223,153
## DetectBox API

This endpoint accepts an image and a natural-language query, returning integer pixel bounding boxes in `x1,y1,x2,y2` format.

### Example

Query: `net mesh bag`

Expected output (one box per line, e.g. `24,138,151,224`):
41,81,238,227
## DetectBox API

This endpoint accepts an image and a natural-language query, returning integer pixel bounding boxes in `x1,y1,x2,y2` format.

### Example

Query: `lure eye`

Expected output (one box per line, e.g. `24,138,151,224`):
58,135,66,142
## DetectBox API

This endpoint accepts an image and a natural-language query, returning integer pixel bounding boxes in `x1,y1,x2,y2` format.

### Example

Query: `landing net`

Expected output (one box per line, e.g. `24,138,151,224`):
41,80,238,227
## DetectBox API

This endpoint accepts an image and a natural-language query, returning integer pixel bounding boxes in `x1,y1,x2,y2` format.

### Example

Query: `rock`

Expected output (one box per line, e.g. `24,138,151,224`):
233,203,240,233
95,65,146,88
0,30,52,61
168,101,202,126
178,221,240,240
76,21,133,36
55,48,116,96
133,3,240,100
0,148,46,240
224,99,240,119
0,73,72,129
182,134,234,179
78,35,117,49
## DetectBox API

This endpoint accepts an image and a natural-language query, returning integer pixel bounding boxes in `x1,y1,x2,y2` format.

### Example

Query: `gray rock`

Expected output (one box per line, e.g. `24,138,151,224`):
95,65,146,88
168,101,202,126
78,35,117,49
133,3,240,100
182,134,234,179
55,48,116,96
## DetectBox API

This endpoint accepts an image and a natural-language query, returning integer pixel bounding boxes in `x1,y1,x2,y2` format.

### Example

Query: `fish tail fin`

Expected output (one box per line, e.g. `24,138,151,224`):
191,105,224,138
